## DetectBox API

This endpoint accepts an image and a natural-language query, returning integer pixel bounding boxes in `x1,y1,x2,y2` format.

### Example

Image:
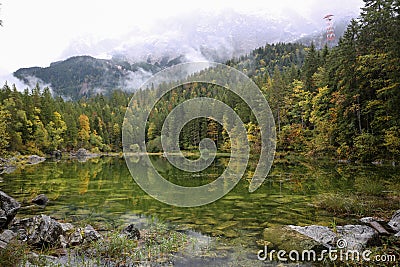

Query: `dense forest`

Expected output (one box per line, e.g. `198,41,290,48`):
0,0,399,162
0,86,129,155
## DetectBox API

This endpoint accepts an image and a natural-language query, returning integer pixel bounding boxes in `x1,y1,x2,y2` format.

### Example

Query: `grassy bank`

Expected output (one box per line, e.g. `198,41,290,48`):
0,221,191,267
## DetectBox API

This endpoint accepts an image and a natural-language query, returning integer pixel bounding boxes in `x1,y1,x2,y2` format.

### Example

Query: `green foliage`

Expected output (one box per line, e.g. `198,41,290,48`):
353,132,381,162
47,111,67,151
88,231,138,264
1,0,398,162
76,223,188,265
384,127,400,159
316,192,399,218
0,105,10,155
0,84,129,155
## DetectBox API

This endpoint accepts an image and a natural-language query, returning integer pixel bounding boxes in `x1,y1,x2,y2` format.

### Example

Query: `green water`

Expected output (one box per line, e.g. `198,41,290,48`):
1,156,399,265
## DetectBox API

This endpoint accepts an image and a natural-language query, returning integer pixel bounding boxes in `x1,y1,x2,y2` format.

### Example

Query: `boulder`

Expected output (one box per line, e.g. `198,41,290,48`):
31,194,49,206
121,224,141,240
263,226,328,253
388,209,400,232
0,191,21,229
359,217,385,224
0,166,16,175
27,155,46,165
10,214,101,248
335,225,379,251
76,148,90,158
83,225,102,243
73,148,99,162
68,225,101,246
0,229,17,249
288,225,336,247
13,215,63,248
289,224,379,251
51,150,62,160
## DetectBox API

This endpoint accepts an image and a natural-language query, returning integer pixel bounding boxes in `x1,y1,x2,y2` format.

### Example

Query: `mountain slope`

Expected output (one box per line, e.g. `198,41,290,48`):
13,55,184,100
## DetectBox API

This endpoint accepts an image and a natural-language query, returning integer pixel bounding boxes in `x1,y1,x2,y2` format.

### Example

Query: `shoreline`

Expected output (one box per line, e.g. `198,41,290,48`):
1,149,398,176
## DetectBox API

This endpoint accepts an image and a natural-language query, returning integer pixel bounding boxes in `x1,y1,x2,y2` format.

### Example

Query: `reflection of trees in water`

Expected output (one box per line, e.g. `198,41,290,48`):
2,157,400,239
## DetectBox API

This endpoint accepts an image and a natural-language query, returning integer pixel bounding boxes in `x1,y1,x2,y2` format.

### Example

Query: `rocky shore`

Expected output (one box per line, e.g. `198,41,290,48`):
262,211,400,257
0,155,46,175
0,191,188,266
0,149,105,175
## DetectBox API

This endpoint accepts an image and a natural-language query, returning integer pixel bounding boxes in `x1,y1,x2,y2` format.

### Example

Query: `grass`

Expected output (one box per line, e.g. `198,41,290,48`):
0,239,29,267
70,222,189,266
315,193,400,219
314,192,400,266
0,220,190,267
82,231,139,266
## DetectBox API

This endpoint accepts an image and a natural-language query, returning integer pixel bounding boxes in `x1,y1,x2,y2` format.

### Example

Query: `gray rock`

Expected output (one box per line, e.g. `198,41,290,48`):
0,191,21,229
60,222,74,232
68,225,101,246
335,225,379,251
0,229,17,249
0,229,17,243
69,229,83,246
121,224,140,240
14,215,63,247
288,225,336,246
59,235,68,249
0,240,7,249
73,148,99,162
83,225,101,242
359,217,384,224
263,226,328,253
76,148,90,158
31,194,49,206
27,155,46,165
0,210,6,225
51,150,62,160
388,210,400,232
289,224,379,251
0,166,16,175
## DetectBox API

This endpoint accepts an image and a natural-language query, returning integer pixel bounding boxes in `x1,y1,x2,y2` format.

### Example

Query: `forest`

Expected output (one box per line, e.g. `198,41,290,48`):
0,0,399,163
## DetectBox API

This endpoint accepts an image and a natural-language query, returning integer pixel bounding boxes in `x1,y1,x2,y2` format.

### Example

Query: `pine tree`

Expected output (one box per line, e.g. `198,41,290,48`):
0,105,10,155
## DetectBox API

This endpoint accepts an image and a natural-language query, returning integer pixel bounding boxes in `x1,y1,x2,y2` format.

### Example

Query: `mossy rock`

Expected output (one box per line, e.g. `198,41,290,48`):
263,226,327,252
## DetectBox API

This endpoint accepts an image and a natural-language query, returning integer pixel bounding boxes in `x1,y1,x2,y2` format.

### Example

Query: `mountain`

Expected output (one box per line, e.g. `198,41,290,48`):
12,9,359,100
63,9,356,63
13,55,185,100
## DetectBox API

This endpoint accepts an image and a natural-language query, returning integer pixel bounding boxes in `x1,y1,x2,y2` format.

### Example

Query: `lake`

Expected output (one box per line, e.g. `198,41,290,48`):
1,156,399,266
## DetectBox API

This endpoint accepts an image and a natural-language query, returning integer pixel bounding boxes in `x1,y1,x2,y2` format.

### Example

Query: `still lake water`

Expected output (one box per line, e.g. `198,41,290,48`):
1,156,400,265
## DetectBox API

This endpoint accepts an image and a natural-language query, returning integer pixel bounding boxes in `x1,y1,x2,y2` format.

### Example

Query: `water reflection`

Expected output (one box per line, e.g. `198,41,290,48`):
0,156,399,263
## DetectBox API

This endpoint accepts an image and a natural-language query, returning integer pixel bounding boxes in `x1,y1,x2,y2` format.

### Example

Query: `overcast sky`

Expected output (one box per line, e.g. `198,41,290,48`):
0,0,363,77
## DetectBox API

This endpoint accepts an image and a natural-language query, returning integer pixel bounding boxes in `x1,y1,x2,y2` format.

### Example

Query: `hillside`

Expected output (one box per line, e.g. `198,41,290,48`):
13,55,184,100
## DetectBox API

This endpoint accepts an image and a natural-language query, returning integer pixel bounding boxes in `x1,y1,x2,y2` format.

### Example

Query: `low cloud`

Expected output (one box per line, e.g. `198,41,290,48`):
0,72,54,95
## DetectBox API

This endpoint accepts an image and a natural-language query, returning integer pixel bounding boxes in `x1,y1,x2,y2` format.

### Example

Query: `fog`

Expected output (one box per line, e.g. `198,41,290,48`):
0,0,364,90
